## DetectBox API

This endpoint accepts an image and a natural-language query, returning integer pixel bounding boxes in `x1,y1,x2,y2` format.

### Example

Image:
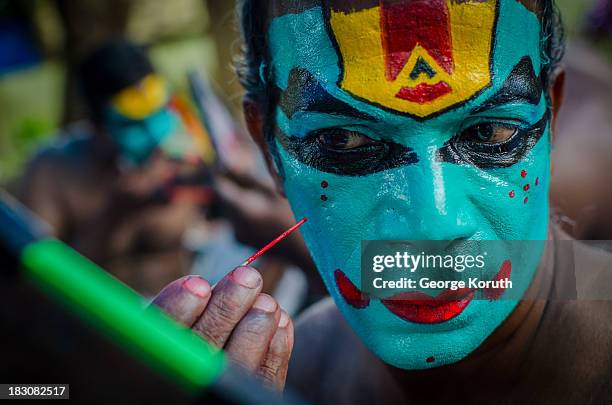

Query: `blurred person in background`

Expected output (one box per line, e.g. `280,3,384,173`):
586,0,612,37
18,39,211,296
17,38,319,304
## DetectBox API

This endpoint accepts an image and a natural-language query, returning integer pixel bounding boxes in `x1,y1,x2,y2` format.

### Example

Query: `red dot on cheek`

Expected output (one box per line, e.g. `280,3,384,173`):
426,356,435,363
524,184,530,191
321,180,329,189
321,194,328,201
535,177,539,186
509,190,515,198
524,197,529,204
521,170,527,178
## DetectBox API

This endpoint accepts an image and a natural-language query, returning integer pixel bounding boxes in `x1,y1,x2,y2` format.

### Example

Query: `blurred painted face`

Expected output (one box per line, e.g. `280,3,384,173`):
265,0,550,370
104,74,178,167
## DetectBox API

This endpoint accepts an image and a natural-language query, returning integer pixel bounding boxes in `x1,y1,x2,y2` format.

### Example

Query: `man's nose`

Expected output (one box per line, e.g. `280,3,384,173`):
374,148,477,242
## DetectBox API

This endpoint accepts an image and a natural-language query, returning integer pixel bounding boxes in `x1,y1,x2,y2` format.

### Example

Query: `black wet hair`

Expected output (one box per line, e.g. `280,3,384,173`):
539,1,566,92
78,39,155,123
235,0,565,113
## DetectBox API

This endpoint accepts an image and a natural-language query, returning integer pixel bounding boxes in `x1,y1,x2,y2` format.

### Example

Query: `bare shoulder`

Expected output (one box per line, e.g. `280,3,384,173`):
289,297,347,372
19,144,67,204
573,241,612,299
21,133,89,187
286,298,352,390
18,132,97,233
286,298,401,404
551,225,612,299
294,297,347,346
525,231,612,401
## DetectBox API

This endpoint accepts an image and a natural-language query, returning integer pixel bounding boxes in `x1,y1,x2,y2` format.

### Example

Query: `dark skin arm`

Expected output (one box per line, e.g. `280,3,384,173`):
20,149,181,264
18,155,70,238
69,152,179,263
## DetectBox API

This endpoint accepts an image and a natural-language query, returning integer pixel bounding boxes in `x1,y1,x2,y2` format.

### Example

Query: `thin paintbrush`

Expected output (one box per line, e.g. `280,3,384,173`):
240,218,308,266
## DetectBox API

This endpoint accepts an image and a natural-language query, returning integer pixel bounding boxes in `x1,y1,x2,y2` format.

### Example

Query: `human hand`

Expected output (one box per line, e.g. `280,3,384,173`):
114,151,178,200
151,267,294,390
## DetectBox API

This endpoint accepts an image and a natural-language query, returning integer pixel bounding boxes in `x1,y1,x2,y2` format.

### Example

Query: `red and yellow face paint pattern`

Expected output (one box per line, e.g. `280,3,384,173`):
110,74,168,120
329,0,497,118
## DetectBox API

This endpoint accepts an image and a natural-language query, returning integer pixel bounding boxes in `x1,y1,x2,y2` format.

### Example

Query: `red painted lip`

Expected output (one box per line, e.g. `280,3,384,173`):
334,269,370,309
395,81,452,103
335,260,512,324
381,288,475,324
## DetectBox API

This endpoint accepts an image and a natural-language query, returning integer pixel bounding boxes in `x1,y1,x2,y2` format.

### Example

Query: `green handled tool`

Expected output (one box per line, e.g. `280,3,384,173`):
0,190,304,405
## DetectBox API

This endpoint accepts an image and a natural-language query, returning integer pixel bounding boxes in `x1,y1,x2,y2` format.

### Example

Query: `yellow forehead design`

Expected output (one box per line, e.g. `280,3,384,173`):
110,74,168,120
329,0,497,119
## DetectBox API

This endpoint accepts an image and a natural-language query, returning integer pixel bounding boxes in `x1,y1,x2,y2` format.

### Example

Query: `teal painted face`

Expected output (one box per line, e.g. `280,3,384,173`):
265,0,550,369
105,106,178,167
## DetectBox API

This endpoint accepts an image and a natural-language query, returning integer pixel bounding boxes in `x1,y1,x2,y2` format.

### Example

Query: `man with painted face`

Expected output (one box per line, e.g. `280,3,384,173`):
151,0,612,402
19,40,207,296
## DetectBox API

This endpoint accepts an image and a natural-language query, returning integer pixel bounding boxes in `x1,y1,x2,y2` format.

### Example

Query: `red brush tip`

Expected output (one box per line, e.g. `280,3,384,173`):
241,218,308,266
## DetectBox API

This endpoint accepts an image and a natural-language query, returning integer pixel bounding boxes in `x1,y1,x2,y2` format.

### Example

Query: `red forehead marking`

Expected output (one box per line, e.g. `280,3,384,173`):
396,81,451,103
380,0,454,82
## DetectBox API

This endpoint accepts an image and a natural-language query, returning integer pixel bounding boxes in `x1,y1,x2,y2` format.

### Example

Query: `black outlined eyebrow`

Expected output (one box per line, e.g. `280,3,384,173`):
275,67,378,122
472,56,543,114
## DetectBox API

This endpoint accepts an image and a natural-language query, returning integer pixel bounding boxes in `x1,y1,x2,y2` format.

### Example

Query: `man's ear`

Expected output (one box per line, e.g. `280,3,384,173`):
549,67,565,139
243,97,286,196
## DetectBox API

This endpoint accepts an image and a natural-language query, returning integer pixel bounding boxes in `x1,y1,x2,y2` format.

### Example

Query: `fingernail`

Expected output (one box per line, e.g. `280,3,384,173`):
232,266,261,289
279,311,290,328
253,294,277,313
183,276,210,298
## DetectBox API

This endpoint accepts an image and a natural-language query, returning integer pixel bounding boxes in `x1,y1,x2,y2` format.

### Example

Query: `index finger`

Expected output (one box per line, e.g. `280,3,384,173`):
151,276,212,327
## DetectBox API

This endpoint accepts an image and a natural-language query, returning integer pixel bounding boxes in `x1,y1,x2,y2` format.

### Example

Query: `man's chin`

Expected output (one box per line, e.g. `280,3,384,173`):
336,298,520,370
364,329,484,370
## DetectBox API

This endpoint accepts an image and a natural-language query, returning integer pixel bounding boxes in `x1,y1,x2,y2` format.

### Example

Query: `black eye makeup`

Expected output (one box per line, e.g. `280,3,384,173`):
436,112,549,169
275,126,418,176
316,128,378,151
460,122,519,145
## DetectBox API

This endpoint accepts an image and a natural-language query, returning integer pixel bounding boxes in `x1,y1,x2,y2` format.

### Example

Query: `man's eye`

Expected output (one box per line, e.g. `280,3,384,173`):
436,113,549,169
316,129,377,151
276,126,418,176
459,123,519,144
